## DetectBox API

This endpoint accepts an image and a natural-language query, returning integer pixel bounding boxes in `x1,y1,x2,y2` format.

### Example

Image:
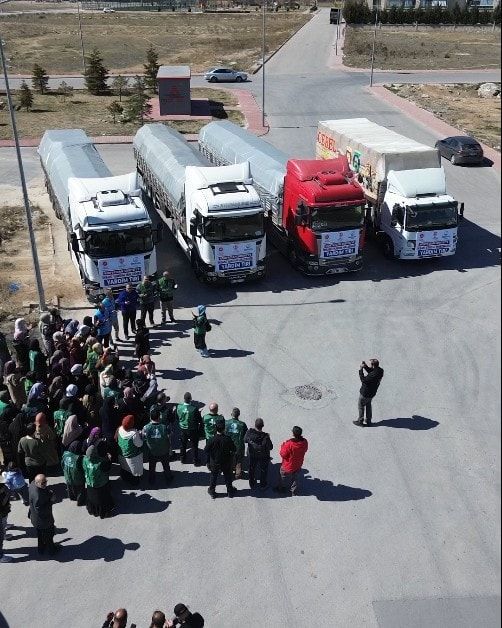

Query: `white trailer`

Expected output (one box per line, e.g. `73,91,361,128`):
133,124,266,283
38,129,160,300
316,118,464,260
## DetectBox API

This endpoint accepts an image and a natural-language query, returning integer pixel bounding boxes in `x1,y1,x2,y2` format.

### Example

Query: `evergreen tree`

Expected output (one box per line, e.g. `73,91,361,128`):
470,6,480,24
124,76,152,124
452,2,462,24
111,75,128,102
494,3,501,24
18,81,34,112
58,80,74,101
84,48,109,95
143,45,160,93
31,64,49,94
107,100,123,123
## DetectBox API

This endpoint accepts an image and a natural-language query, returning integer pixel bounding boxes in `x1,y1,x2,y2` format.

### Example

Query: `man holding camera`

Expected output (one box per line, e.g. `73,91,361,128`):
354,358,384,427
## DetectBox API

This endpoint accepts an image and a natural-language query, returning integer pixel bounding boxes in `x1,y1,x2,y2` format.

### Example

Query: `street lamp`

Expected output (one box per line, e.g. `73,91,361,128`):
0,37,46,312
369,2,379,87
261,0,266,128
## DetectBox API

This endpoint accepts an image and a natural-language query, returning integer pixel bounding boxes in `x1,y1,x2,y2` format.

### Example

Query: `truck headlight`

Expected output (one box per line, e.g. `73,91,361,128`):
407,240,416,250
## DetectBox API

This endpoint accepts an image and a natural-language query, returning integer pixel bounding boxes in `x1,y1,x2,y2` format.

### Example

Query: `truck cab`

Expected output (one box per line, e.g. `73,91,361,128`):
280,158,366,274
374,168,463,259
184,163,266,283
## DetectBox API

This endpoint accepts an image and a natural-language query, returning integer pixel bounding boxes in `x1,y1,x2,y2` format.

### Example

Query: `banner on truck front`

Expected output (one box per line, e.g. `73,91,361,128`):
416,230,453,258
215,242,256,273
320,230,359,259
98,255,145,288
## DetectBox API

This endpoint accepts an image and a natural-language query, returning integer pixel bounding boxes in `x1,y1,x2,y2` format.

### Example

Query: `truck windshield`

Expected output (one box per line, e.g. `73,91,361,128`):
405,204,457,231
85,225,154,257
203,213,264,243
310,205,364,231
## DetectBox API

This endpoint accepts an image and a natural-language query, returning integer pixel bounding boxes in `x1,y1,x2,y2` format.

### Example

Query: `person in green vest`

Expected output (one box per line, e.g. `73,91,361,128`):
61,440,86,505
143,407,173,486
82,441,114,519
137,275,158,327
203,402,224,464
116,414,144,486
53,397,72,439
157,270,178,325
175,392,203,465
28,338,47,382
225,407,248,480
0,390,14,420
192,305,211,358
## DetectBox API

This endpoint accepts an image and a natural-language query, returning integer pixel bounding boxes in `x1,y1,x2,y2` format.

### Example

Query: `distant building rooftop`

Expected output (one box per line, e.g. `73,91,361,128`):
157,65,191,79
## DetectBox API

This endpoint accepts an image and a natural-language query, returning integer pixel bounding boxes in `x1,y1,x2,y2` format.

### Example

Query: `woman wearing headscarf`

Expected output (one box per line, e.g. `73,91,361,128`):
69,338,86,369
12,318,31,373
117,387,146,427
53,397,72,439
82,384,100,427
29,338,47,382
192,305,211,357
134,319,150,360
61,440,86,505
83,441,114,519
23,383,48,419
137,355,156,379
61,414,84,450
39,311,55,357
52,331,69,360
8,411,27,469
64,319,80,340
4,361,26,408
116,415,143,486
34,412,59,469
48,374,67,413
99,363,114,397
0,406,17,467
102,377,122,404
84,342,103,383
85,426,102,449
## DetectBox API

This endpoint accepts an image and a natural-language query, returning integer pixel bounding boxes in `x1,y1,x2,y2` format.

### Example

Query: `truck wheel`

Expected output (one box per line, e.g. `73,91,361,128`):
382,237,395,260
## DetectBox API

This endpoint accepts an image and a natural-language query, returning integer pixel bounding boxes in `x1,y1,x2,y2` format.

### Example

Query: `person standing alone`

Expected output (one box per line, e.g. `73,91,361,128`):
353,358,384,427
192,305,211,357
28,474,60,555
157,270,177,324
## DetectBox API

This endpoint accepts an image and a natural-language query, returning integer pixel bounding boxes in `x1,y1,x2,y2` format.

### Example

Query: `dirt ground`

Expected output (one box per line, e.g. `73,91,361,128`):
386,83,501,150
0,89,244,140
0,11,310,74
344,26,501,70
0,185,83,328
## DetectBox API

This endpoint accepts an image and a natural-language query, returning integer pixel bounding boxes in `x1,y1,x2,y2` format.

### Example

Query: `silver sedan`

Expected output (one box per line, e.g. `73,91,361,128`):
204,67,248,83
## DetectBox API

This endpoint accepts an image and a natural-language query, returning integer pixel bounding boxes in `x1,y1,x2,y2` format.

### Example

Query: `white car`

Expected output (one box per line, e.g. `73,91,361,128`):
204,67,248,83
102,7,115,13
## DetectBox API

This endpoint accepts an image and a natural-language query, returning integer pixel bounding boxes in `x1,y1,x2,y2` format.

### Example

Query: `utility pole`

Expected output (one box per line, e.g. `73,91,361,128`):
261,0,266,128
369,3,379,87
0,38,46,312
77,1,86,74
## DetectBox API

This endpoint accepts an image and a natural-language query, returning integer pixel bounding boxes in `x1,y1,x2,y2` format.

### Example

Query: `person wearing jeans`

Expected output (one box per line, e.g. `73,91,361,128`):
275,426,308,497
353,358,384,427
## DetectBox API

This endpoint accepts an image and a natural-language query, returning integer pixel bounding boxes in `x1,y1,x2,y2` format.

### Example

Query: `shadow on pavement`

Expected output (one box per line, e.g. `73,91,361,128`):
115,491,171,515
368,415,439,430
208,348,254,359
10,535,140,563
155,367,204,381
0,612,9,628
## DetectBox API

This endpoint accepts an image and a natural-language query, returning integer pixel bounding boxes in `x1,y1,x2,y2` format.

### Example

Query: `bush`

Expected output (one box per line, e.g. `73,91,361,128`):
343,4,500,25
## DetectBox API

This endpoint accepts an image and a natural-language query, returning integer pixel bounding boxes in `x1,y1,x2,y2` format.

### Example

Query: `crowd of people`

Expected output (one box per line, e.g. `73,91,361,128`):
102,604,204,628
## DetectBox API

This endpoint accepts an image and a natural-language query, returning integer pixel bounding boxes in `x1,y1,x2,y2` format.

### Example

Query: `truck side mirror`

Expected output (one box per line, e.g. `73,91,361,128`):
294,212,303,227
390,204,400,227
70,233,79,253
459,202,465,220
189,218,197,237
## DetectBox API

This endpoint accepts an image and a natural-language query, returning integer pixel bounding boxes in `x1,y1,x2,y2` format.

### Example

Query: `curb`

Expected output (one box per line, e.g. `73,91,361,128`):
368,85,501,171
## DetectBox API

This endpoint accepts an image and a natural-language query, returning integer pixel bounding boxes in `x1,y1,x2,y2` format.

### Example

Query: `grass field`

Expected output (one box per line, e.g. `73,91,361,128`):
0,11,311,74
0,89,244,139
386,83,501,150
344,26,501,70
0,1,77,11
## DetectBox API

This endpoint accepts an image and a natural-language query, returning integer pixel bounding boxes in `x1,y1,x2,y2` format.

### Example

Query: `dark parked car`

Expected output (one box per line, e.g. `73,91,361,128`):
435,136,484,166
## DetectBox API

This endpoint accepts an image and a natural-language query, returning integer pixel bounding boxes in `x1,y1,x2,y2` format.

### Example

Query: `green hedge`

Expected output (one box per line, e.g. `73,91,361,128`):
343,1,501,25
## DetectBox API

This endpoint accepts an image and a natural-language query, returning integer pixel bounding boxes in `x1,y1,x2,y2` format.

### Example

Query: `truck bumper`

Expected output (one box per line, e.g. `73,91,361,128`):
204,264,266,284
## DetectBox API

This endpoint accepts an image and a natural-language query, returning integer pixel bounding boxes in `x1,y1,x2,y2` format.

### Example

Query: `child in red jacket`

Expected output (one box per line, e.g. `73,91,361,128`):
275,426,308,496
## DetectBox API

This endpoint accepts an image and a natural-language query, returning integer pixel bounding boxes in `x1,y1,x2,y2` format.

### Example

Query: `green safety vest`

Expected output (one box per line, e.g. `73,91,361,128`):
61,450,85,486
82,455,109,489
203,413,224,441
157,277,175,301
54,409,70,437
176,403,198,430
143,421,170,457
117,432,142,459
194,315,207,336
225,418,247,451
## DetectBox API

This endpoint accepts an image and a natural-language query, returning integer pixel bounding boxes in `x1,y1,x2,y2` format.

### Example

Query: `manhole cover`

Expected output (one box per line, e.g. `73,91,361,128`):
295,384,322,401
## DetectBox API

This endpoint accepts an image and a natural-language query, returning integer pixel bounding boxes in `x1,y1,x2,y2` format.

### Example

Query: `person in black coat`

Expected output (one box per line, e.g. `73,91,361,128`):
204,418,236,499
28,474,60,555
354,358,384,427
244,417,273,490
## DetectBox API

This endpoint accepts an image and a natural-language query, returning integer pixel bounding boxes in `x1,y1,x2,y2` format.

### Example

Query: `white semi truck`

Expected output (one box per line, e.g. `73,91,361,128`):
133,124,266,283
39,129,161,300
316,118,464,260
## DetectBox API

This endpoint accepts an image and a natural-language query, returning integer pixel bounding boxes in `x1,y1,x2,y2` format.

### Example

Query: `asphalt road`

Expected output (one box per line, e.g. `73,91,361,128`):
1,9,500,628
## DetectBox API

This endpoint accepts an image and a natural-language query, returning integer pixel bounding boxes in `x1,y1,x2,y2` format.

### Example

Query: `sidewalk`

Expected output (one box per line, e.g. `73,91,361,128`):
369,85,501,171
0,87,267,147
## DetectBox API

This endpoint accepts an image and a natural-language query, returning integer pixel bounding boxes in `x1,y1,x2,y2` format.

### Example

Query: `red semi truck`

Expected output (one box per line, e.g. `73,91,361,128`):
199,121,366,275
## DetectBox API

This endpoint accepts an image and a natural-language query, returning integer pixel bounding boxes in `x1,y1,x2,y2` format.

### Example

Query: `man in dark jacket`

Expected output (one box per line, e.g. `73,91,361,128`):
0,480,12,563
244,418,273,490
115,284,139,339
28,474,59,555
204,418,236,499
137,275,158,327
354,358,384,427
169,603,204,627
